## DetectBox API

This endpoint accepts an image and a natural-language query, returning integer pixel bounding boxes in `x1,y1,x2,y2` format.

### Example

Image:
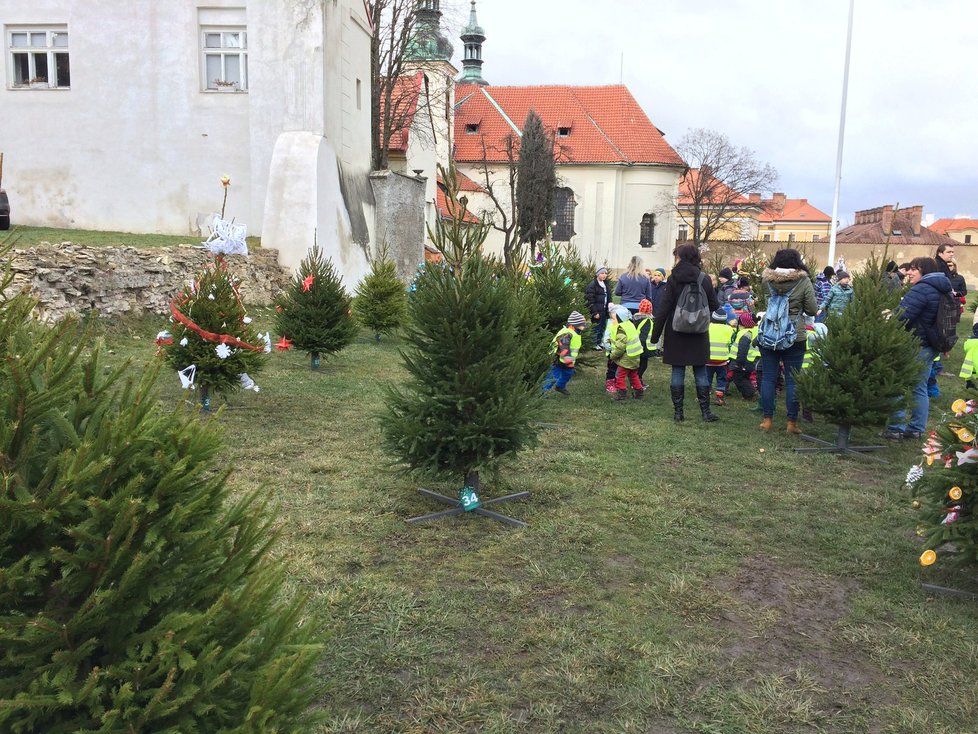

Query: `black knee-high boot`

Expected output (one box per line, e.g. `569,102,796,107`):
670,385,684,422
696,385,719,422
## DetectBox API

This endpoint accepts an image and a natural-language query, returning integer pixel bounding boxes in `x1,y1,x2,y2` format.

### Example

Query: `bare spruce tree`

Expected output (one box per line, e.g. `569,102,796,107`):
671,127,778,246
516,109,557,249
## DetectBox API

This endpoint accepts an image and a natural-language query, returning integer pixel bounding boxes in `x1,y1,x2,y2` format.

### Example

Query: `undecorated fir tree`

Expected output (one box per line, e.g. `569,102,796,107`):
382,165,550,499
353,248,407,340
0,266,322,731
163,257,266,409
275,244,358,369
795,255,921,449
906,399,978,570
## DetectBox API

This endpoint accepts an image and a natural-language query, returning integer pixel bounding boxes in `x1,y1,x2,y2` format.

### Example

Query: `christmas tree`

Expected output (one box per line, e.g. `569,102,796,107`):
163,257,267,409
906,400,978,569
795,255,920,450
275,244,358,369
527,237,594,353
382,165,549,508
0,262,322,731
353,248,407,340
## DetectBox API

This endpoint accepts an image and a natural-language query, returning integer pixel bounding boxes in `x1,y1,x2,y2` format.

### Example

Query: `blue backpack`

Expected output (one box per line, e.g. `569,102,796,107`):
757,281,800,351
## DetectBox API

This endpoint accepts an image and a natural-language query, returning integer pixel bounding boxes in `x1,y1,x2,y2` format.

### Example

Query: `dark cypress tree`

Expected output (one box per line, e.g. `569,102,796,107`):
516,109,557,248
795,254,921,448
163,257,266,409
0,261,322,732
382,165,549,498
275,244,358,369
353,248,408,340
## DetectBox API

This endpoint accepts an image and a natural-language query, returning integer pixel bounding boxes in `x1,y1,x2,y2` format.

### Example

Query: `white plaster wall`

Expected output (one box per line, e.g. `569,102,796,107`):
0,0,372,242
457,162,681,270
0,0,250,233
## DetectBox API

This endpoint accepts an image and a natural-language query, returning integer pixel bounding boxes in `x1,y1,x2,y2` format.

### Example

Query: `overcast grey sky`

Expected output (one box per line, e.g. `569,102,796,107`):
446,0,976,226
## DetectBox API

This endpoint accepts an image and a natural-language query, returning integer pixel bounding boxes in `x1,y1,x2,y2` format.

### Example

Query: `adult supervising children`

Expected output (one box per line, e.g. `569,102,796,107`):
614,256,654,312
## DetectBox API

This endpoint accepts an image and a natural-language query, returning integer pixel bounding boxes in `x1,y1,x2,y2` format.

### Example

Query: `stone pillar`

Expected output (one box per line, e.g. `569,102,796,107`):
369,170,426,282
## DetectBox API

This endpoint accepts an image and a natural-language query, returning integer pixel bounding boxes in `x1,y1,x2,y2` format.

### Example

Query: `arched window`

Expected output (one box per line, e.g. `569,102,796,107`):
552,187,576,241
639,213,655,247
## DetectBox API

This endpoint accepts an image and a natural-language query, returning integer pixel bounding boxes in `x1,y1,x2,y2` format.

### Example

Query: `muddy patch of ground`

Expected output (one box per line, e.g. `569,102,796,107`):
713,555,896,716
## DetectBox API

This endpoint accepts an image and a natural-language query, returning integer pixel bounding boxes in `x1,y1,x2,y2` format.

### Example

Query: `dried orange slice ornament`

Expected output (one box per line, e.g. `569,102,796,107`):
949,486,963,501
919,550,937,566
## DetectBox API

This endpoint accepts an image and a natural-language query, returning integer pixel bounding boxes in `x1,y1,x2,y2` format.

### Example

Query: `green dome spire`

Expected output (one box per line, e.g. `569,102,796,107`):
458,0,488,85
405,0,454,63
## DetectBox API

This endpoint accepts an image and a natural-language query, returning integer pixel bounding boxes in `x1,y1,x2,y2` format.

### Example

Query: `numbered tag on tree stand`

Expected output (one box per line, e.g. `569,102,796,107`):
459,485,480,512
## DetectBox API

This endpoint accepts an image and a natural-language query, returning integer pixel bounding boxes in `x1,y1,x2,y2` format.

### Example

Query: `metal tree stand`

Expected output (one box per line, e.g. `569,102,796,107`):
794,423,887,463
406,472,529,528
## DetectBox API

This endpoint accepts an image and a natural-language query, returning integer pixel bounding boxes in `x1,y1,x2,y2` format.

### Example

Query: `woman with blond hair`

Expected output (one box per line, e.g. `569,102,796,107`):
614,255,655,312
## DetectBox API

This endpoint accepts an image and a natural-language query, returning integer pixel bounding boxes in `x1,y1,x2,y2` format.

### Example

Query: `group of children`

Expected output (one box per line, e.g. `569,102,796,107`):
544,265,831,411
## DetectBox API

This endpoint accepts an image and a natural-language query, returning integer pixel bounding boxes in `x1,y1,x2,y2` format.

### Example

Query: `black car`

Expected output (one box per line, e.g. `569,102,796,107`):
0,189,9,230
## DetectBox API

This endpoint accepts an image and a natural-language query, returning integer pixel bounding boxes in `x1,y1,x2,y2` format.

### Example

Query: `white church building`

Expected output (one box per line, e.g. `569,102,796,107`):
0,0,378,280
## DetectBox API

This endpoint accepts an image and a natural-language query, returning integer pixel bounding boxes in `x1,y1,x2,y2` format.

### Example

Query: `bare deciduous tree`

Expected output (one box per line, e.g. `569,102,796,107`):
473,133,522,270
671,128,778,246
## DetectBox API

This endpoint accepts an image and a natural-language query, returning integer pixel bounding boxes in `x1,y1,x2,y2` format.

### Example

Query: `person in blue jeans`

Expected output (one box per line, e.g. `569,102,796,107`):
757,249,818,434
883,257,951,439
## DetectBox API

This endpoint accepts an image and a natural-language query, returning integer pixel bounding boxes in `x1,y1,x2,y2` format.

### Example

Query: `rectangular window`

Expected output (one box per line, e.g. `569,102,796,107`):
551,187,576,242
787,233,796,242
677,225,688,242
812,234,821,242
966,234,973,244
7,26,69,88
201,28,247,91
762,234,771,241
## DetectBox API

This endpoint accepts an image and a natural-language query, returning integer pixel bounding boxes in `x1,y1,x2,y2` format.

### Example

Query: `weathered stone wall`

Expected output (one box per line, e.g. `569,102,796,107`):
3,243,291,322
369,169,425,282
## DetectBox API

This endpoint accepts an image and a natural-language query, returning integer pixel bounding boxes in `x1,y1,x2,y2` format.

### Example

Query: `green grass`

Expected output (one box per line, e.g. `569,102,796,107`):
0,224,261,249
96,313,978,733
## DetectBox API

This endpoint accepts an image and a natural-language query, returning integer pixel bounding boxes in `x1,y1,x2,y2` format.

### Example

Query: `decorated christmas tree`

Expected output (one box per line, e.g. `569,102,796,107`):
353,247,407,340
527,237,594,352
163,257,267,409
906,399,978,569
795,255,920,452
0,261,322,731
382,165,549,519
275,243,358,369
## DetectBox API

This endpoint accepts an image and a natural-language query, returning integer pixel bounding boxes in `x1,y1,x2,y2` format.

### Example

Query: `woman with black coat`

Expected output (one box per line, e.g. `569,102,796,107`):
648,243,720,422
584,266,612,349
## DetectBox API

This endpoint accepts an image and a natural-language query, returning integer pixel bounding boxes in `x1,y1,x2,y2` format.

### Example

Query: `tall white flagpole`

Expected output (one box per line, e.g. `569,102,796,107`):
828,0,855,269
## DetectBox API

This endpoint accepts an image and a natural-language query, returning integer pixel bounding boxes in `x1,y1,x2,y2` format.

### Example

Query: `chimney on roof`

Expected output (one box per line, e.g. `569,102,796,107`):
772,192,785,211
748,193,761,204
881,205,894,237
905,205,923,236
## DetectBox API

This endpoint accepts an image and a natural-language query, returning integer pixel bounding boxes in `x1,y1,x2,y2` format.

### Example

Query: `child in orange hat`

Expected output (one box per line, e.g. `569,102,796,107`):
634,299,655,388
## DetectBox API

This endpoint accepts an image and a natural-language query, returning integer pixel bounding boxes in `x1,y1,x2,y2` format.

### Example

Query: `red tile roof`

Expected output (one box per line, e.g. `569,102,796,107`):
931,218,978,234
456,169,487,193
677,168,752,206
382,72,423,153
453,84,684,167
757,197,831,224
836,206,956,245
436,176,482,224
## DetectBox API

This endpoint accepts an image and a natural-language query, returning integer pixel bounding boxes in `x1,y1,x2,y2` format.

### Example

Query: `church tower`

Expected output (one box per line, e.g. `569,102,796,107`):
405,0,454,63
458,1,488,86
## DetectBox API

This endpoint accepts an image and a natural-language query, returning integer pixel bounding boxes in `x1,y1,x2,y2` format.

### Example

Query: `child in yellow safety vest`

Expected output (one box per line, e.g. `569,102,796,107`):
634,299,655,389
959,323,978,390
543,311,587,396
728,311,760,400
609,305,645,401
707,309,736,405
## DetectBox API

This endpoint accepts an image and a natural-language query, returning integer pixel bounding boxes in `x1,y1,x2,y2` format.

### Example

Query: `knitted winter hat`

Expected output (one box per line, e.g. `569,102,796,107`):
719,267,733,280
638,299,653,314
737,276,750,288
738,312,756,328
711,308,728,323
837,270,850,280
567,311,587,327
596,266,608,276
612,305,631,322
654,268,666,277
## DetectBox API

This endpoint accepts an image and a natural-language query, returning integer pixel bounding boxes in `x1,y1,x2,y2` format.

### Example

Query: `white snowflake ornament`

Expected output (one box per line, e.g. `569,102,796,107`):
215,343,232,359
